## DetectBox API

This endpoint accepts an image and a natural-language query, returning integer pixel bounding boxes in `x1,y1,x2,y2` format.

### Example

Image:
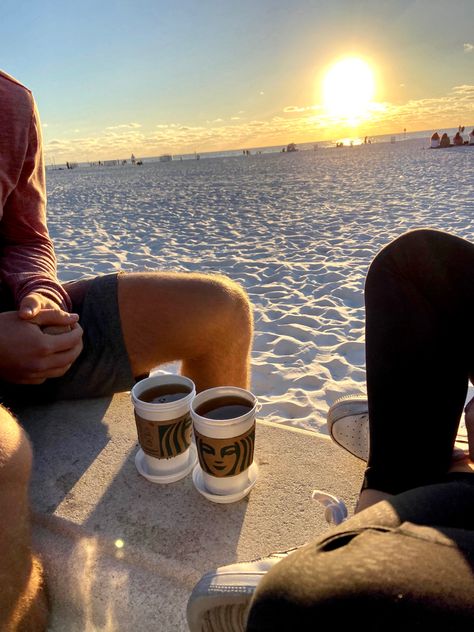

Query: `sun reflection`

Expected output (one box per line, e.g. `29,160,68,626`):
322,57,375,125
336,137,363,147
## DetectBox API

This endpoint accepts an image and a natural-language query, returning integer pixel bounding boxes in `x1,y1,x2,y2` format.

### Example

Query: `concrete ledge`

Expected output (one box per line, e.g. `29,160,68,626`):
18,392,365,631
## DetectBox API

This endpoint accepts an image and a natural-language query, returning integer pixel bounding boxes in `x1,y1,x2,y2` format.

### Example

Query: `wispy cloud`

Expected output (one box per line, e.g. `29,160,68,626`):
390,85,474,124
464,43,474,53
105,123,142,130
283,105,308,113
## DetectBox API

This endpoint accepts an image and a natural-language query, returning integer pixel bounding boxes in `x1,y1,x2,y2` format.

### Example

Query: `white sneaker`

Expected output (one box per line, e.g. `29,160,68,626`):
327,395,369,461
186,491,347,631
186,548,299,632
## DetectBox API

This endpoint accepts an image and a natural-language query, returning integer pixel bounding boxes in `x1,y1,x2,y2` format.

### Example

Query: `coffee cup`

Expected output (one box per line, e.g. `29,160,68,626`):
131,374,197,483
191,386,258,497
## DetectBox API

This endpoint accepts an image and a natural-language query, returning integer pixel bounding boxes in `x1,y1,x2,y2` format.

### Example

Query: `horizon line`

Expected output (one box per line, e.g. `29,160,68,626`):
45,123,474,166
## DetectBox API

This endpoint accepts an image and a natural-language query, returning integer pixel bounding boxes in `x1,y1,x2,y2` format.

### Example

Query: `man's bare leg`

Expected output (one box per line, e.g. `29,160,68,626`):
118,272,253,392
0,406,48,631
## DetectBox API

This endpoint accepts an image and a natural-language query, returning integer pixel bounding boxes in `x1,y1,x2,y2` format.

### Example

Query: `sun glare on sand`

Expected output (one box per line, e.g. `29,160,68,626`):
323,57,375,124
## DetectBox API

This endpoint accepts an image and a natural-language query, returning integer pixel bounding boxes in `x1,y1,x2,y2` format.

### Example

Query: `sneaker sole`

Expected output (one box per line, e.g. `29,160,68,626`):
187,570,267,632
187,551,297,632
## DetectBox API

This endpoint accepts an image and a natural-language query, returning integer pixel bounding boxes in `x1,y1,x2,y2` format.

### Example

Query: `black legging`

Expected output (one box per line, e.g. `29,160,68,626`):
247,230,474,629
364,228,474,494
247,477,474,630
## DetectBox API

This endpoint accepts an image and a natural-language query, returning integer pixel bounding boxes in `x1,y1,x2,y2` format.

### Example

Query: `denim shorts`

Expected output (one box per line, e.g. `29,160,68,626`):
0,273,136,407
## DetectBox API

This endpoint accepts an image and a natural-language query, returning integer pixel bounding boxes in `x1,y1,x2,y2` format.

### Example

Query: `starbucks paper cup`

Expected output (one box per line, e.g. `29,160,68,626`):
191,386,257,496
131,374,196,482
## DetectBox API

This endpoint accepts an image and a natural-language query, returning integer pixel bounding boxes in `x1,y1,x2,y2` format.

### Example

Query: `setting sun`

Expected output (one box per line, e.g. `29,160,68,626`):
323,57,375,123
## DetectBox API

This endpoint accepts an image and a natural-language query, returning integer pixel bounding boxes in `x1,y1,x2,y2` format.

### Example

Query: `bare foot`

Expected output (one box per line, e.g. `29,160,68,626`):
448,454,474,474
464,396,474,461
355,488,393,513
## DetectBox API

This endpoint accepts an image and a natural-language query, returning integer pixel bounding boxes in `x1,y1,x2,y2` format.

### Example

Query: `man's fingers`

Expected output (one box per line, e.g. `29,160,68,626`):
28,364,73,381
16,325,83,378
43,346,80,371
18,294,42,319
41,324,83,354
42,325,72,335
14,377,47,385
29,345,79,375
28,309,79,328
15,360,74,382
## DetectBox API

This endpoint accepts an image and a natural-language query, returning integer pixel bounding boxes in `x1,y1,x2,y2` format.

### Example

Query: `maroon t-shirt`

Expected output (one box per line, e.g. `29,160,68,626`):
0,70,71,311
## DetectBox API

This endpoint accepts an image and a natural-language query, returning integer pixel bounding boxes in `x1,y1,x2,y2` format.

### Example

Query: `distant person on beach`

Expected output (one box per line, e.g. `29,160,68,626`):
453,131,464,146
430,131,440,148
188,229,474,631
439,132,451,147
0,70,253,630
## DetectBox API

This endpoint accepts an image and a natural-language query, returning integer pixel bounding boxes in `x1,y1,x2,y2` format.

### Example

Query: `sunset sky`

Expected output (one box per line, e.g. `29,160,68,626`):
2,0,473,161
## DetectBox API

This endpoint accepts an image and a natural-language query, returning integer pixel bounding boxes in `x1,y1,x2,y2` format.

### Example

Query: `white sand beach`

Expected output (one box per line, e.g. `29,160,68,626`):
47,137,474,435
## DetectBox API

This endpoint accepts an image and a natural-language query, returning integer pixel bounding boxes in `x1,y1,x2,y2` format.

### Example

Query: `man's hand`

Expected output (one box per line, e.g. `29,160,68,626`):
0,293,83,384
19,292,74,323
20,292,78,335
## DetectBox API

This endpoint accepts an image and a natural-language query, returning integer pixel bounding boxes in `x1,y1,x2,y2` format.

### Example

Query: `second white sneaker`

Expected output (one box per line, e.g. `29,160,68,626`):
327,395,369,461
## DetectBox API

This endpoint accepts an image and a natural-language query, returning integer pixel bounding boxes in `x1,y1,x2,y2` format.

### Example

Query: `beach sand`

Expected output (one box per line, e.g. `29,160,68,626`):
47,138,474,436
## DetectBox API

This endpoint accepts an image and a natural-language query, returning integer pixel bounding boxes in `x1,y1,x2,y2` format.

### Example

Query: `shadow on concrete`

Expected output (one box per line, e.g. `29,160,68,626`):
19,396,113,514
18,395,367,631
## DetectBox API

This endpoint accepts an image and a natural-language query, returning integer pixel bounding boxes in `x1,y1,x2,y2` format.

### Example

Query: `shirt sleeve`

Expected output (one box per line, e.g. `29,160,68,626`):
0,95,72,311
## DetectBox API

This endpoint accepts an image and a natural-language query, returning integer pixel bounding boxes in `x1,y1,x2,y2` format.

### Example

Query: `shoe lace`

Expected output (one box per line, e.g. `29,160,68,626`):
311,490,348,525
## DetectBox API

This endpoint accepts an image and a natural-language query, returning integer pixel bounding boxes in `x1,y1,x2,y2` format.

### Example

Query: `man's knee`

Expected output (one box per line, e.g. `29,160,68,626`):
0,406,33,485
200,274,253,336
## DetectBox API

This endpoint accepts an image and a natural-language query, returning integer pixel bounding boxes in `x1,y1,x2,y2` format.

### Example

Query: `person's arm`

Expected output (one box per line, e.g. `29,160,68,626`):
0,87,82,384
0,95,71,311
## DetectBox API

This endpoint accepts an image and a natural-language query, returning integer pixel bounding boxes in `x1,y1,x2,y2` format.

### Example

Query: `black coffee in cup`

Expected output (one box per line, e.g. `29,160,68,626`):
138,383,191,404
195,396,252,420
